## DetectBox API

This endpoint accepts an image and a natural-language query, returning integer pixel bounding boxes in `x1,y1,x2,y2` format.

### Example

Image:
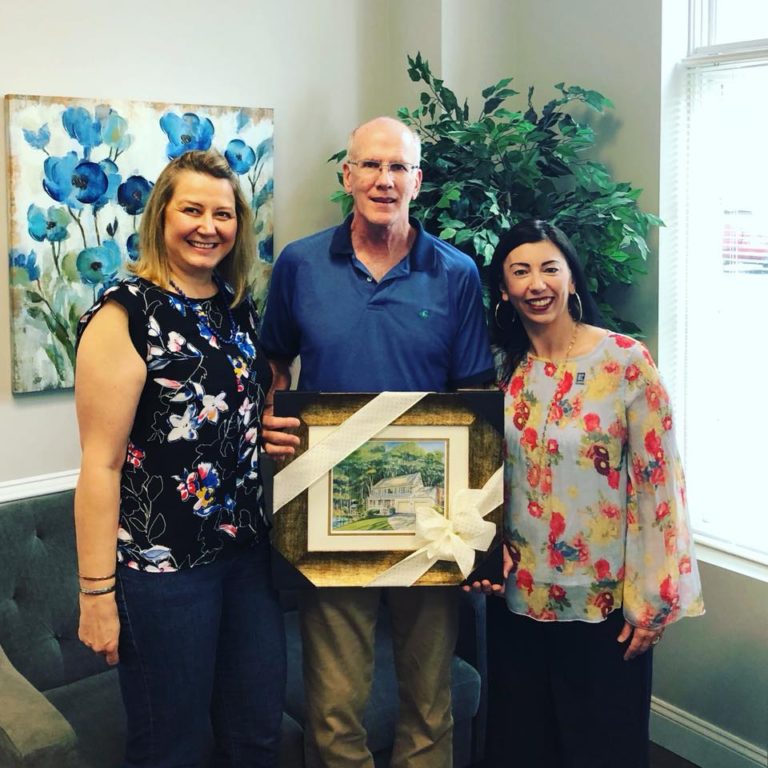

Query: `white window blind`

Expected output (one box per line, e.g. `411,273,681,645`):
660,4,768,565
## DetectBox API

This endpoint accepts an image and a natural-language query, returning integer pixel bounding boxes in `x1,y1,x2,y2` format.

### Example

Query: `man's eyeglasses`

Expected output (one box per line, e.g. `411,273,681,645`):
347,159,420,176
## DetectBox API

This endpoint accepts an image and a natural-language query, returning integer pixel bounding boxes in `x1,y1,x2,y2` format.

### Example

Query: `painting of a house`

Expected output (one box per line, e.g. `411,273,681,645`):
366,472,442,517
329,438,447,533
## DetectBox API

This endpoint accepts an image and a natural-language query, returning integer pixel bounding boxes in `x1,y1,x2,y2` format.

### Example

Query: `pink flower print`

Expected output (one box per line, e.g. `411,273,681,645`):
167,331,186,352
625,364,640,381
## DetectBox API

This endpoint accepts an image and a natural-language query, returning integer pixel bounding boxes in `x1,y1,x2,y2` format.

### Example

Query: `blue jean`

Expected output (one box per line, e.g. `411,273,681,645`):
116,541,286,768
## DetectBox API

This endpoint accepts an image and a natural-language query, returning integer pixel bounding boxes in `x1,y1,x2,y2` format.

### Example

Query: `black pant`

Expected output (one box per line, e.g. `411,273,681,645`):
482,598,652,768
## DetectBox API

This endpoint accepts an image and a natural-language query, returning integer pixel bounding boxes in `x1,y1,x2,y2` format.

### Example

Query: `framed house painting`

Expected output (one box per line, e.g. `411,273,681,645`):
270,391,504,588
5,94,274,393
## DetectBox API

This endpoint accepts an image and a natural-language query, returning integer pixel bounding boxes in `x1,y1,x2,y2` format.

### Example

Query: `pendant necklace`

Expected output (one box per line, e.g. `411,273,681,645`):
169,273,241,347
535,322,580,469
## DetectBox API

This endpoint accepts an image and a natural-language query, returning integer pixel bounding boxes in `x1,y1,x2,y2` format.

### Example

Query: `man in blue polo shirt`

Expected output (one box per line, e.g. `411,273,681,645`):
260,116,493,768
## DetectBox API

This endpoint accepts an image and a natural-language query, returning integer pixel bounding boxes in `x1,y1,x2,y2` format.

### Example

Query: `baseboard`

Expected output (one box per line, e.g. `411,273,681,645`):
651,696,767,768
0,469,79,503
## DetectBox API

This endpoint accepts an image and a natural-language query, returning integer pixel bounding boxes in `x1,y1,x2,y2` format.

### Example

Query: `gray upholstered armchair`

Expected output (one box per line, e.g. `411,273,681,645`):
0,490,125,768
0,489,487,768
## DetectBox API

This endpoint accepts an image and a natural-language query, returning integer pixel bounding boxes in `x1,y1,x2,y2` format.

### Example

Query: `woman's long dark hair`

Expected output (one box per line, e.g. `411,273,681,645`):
488,219,603,384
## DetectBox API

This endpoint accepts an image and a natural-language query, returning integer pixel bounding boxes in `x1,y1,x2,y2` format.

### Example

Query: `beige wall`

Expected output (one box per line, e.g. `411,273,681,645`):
0,0,424,481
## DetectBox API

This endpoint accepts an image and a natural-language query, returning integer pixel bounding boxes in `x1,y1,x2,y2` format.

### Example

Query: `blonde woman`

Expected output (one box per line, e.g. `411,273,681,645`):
74,150,284,766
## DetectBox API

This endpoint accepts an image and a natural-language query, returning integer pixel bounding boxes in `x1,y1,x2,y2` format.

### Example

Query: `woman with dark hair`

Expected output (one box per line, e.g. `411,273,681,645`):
473,219,704,767
74,149,285,766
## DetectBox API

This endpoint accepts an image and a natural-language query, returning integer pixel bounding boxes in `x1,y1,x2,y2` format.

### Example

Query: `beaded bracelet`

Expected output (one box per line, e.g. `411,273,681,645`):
79,584,116,596
78,572,116,581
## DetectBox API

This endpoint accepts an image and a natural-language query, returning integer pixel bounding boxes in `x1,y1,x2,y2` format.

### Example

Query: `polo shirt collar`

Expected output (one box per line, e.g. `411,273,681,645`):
329,214,436,272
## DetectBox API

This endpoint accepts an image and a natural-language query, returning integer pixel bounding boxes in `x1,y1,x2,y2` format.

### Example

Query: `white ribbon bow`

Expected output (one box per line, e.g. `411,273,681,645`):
365,466,503,587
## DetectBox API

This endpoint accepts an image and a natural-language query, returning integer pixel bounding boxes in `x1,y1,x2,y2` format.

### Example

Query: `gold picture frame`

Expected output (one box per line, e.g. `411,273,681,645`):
269,391,504,587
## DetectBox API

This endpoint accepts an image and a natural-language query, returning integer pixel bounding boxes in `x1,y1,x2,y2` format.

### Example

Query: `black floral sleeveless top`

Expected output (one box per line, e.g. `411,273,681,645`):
77,277,272,572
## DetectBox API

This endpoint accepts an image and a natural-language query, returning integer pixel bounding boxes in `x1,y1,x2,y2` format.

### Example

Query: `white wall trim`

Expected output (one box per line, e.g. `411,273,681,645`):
651,696,766,768
0,470,79,504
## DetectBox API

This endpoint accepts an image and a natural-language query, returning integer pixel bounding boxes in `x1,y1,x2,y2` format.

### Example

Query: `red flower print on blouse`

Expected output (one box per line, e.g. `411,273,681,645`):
547,438,559,454
509,375,525,397
594,590,614,617
549,584,567,602
512,401,530,430
655,501,670,521
594,558,611,580
645,383,666,411
644,430,663,460
573,534,590,562
660,574,679,606
679,555,692,574
588,444,610,476
528,500,544,518
607,468,620,489
650,465,667,486
584,412,601,432
540,467,553,494
604,360,620,375
664,526,678,555
548,543,565,569
625,363,640,381
521,427,538,450
662,414,673,431
516,569,534,594
555,370,574,398
608,419,627,441
527,464,541,488
549,511,566,539
550,403,564,421
544,361,557,377
600,501,620,519
613,335,635,349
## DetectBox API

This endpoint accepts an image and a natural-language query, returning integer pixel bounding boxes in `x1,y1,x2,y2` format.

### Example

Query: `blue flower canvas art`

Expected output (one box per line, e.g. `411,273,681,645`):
5,94,274,393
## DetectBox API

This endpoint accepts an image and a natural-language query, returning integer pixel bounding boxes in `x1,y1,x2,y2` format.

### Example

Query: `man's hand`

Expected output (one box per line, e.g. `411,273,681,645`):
262,410,301,457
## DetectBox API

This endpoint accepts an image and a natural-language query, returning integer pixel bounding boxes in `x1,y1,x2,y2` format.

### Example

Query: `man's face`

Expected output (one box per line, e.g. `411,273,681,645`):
343,119,422,230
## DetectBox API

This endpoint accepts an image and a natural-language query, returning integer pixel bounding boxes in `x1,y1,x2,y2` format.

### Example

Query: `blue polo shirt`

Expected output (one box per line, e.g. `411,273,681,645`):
260,216,493,392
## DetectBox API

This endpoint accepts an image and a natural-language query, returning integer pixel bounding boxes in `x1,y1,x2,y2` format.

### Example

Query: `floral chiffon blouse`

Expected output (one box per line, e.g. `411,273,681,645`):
77,277,272,572
502,333,704,629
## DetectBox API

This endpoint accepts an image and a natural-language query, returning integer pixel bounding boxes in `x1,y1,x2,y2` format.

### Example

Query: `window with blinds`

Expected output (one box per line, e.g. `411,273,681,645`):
660,1,768,564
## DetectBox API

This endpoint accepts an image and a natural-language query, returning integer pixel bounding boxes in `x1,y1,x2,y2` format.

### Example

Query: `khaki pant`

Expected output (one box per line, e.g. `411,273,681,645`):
299,586,459,768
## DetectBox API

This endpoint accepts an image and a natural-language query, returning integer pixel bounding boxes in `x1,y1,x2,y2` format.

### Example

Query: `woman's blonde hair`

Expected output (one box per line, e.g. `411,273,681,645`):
130,149,254,306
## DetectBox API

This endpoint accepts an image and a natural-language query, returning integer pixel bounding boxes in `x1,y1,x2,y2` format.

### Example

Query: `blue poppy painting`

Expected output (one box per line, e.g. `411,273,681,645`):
5,94,274,393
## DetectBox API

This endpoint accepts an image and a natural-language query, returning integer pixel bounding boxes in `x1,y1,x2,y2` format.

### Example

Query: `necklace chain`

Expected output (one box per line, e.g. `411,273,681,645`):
169,274,240,346
537,322,580,468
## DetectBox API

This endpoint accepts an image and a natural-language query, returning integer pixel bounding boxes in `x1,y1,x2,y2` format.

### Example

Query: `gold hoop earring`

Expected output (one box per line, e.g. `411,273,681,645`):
571,292,583,323
494,300,516,329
